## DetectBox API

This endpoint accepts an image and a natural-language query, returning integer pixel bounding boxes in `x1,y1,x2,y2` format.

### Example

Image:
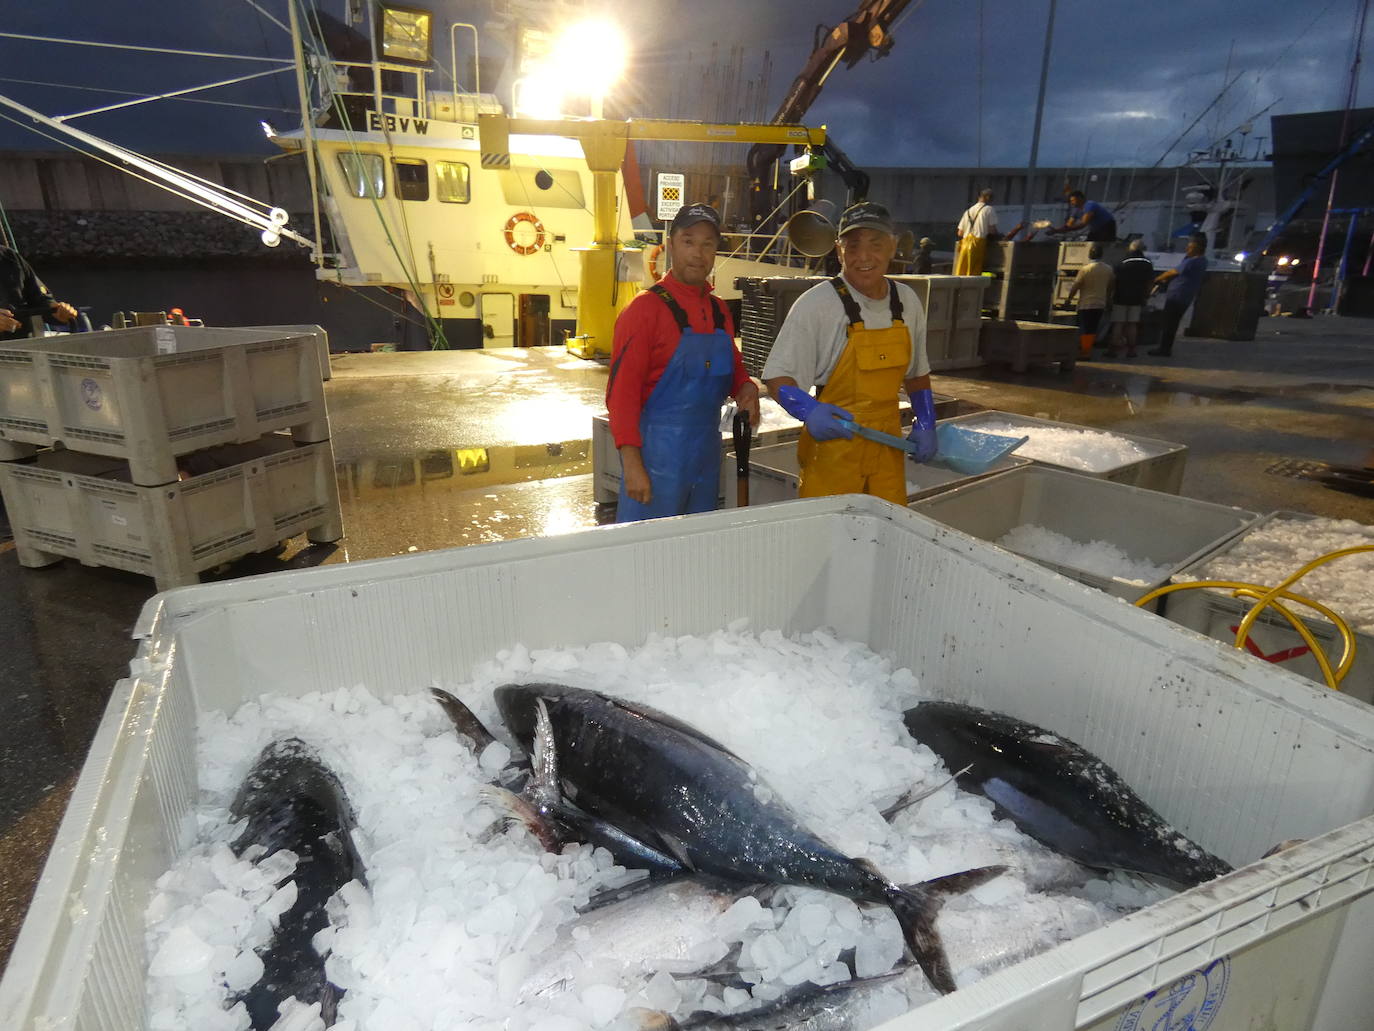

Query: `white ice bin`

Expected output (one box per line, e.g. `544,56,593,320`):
4,498,1374,1031
939,410,1188,493
908,466,1259,603
720,441,1031,508
1165,510,1374,704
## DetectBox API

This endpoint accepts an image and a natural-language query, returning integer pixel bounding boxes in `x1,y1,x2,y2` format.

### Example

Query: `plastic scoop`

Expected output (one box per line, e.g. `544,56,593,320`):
931,423,1029,475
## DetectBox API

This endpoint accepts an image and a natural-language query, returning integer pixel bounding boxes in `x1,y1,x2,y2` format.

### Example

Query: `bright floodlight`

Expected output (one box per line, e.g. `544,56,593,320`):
1234,252,1247,262
553,19,628,101
515,72,564,119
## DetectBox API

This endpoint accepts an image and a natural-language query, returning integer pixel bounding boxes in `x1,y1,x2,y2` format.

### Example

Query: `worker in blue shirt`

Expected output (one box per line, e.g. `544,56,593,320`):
1050,190,1118,242
1149,234,1208,357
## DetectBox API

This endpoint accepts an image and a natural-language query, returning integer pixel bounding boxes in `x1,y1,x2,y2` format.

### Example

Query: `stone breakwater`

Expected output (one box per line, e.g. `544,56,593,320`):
6,210,320,262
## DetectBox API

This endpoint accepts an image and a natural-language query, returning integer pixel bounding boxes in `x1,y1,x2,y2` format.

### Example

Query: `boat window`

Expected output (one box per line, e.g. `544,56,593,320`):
393,158,429,201
337,153,385,199
498,167,585,208
437,161,471,204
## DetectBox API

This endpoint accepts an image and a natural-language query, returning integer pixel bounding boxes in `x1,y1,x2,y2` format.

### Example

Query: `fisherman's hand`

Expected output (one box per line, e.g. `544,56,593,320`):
734,380,761,432
0,309,19,333
621,447,652,504
50,302,77,324
804,402,854,442
907,388,938,463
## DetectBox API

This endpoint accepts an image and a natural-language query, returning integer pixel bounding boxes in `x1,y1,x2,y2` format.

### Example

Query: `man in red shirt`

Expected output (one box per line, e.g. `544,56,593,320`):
606,203,760,521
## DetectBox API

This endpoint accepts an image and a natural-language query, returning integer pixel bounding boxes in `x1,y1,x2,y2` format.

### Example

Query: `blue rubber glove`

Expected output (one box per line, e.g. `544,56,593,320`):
775,384,854,441
805,402,855,441
907,388,938,462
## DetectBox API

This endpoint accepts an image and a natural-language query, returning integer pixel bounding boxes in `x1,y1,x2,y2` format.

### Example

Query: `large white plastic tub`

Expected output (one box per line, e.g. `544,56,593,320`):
908,466,1259,604
0,325,329,483
1166,510,1374,704
940,410,1188,493
5,498,1374,1031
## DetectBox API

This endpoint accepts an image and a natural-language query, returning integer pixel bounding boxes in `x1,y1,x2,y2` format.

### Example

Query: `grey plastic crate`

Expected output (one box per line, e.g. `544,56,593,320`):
979,320,1079,373
735,276,828,378
1166,511,1374,703
0,434,342,590
941,410,1187,492
592,395,961,504
909,465,1259,604
1057,241,1130,272
720,439,1031,508
0,325,329,484
220,324,332,380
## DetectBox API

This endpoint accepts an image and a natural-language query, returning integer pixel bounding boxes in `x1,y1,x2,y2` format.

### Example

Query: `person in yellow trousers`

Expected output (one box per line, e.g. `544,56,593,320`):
953,188,999,276
763,202,936,505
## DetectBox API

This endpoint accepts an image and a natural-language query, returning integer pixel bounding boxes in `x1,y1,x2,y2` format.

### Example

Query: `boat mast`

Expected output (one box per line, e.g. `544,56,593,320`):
288,0,325,268
1307,0,1370,312
1019,0,1058,232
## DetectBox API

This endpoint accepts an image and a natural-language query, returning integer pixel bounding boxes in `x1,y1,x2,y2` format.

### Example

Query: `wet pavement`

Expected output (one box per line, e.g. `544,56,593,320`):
1,314,1372,975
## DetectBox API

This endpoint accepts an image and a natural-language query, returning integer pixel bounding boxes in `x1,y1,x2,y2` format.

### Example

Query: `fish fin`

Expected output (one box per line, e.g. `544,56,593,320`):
429,688,499,752
886,864,1007,995
681,941,746,987
880,764,974,822
529,696,562,810
477,784,564,852
658,832,698,872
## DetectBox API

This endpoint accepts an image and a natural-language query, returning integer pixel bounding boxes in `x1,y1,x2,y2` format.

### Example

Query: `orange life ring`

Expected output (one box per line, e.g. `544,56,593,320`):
647,244,664,282
503,211,546,255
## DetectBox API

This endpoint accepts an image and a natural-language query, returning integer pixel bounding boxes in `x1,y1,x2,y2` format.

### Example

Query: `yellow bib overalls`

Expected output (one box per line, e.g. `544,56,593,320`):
797,278,911,506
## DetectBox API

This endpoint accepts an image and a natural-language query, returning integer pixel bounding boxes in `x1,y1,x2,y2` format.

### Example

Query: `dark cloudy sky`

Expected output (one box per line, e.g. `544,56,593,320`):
0,0,1366,168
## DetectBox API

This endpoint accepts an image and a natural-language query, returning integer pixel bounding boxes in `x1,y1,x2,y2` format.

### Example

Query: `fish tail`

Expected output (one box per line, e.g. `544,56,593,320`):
885,865,1007,995
429,688,499,751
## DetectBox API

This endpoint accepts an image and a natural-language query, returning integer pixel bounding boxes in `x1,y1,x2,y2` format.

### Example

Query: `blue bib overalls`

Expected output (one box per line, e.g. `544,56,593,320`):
616,286,734,522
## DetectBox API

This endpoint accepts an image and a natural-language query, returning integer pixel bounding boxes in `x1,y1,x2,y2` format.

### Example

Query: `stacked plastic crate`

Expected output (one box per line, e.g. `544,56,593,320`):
0,324,342,589
980,240,1058,321
1052,241,1130,316
889,274,987,370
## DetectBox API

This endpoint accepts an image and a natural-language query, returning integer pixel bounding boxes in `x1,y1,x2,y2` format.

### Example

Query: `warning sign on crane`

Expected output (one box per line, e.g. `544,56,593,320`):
656,173,685,221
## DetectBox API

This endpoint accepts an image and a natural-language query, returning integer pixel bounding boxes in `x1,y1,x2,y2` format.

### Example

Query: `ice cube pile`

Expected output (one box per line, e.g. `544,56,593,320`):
999,524,1175,586
1181,515,1374,631
146,627,1168,1031
969,420,1152,472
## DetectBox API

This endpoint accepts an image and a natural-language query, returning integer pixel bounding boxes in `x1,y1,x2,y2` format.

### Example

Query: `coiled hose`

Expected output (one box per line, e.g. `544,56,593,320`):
1134,545,1374,691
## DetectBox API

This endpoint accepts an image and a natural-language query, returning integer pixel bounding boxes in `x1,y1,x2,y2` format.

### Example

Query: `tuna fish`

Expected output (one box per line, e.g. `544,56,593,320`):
229,738,365,1029
494,682,1003,995
901,701,1232,888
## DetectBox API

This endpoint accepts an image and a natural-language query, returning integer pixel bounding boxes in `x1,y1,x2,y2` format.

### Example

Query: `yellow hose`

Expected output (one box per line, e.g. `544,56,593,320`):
1134,544,1374,691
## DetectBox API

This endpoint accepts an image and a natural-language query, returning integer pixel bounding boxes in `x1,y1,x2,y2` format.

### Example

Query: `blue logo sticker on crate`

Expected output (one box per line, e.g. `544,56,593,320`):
80,378,102,411
1115,957,1230,1031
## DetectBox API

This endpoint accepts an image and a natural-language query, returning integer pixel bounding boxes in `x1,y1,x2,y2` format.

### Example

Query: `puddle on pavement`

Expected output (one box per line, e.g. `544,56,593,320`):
332,439,598,555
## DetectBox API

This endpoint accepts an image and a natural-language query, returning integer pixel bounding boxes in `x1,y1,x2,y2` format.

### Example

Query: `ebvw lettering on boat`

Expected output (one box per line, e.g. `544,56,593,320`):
368,112,429,135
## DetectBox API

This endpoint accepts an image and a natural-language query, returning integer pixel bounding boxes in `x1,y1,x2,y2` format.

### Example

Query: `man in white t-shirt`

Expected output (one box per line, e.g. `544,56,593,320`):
763,201,934,506
954,188,999,276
